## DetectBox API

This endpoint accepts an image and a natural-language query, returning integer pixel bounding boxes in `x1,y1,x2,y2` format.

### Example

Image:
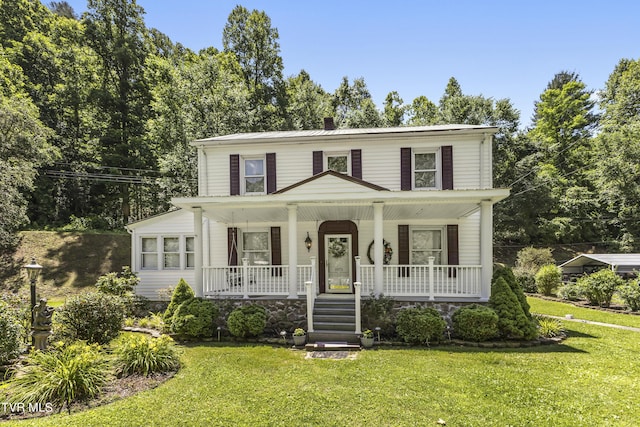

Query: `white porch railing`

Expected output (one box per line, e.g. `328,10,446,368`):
359,262,482,299
203,264,313,297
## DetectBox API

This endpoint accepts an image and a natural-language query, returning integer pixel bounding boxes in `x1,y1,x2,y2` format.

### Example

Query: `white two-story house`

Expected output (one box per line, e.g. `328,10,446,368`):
127,123,509,305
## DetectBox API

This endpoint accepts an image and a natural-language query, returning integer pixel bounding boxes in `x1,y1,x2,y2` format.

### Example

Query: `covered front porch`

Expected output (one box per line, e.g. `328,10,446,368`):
172,171,509,303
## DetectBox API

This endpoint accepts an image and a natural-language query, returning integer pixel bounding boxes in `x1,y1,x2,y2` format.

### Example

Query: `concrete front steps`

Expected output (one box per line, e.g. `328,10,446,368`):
307,294,360,345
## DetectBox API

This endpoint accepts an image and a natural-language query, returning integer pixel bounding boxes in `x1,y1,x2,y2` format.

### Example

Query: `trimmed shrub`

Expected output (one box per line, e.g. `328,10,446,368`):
576,269,624,307
53,292,125,345
493,265,533,319
227,304,267,338
489,277,537,340
361,293,395,338
96,266,139,296
535,264,562,296
515,270,537,293
0,301,23,365
557,282,582,301
170,298,218,338
451,304,499,342
113,334,180,377
5,341,110,414
163,279,195,323
395,307,446,344
618,280,640,311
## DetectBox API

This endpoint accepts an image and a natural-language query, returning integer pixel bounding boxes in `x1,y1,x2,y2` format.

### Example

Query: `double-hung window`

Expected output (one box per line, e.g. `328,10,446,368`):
410,228,444,265
185,237,195,269
141,237,158,269
243,157,265,194
163,237,180,269
326,152,349,174
413,150,439,189
242,231,270,266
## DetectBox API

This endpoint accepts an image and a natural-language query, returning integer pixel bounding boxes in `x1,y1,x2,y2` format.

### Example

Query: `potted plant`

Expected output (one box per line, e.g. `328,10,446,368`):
360,329,374,348
293,328,306,346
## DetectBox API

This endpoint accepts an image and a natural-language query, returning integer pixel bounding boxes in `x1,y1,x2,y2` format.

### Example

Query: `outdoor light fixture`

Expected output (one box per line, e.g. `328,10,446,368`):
304,232,312,252
217,326,222,342
375,326,381,342
280,330,287,345
24,257,43,314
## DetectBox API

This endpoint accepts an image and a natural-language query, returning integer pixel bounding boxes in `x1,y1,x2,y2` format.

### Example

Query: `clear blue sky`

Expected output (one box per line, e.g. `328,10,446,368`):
64,0,640,128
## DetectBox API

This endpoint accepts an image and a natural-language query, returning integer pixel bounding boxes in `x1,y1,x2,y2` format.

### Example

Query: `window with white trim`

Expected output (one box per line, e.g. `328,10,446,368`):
325,152,350,174
410,227,444,265
242,231,270,266
140,235,194,270
243,157,265,194
141,237,158,269
413,150,439,189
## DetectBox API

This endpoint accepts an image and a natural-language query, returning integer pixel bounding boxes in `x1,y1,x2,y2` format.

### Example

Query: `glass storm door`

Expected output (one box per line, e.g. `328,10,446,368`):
325,234,352,293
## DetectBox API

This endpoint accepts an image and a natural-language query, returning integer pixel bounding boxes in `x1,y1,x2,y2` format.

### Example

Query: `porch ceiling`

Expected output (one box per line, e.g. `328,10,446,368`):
172,189,509,224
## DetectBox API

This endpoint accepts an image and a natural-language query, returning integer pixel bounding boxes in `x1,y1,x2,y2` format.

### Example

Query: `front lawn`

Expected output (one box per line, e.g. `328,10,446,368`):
528,295,640,328
5,310,640,427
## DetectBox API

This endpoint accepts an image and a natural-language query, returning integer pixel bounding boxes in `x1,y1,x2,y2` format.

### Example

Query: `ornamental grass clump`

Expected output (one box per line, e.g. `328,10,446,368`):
534,315,564,338
5,341,110,414
451,304,499,342
395,307,446,345
113,334,180,377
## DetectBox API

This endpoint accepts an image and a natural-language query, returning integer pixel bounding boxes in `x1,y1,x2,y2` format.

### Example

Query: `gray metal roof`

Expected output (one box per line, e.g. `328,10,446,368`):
192,124,498,146
560,253,640,268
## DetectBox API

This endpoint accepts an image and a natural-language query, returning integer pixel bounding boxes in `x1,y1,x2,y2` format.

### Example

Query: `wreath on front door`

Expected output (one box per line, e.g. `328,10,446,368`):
328,239,347,258
367,239,393,265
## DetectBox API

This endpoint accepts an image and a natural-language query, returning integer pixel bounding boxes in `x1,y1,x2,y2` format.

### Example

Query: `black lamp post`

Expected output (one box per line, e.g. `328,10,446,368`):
24,257,43,317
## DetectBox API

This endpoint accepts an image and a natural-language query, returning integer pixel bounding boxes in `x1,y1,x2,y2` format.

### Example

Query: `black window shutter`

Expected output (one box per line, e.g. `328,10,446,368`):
351,149,362,179
400,148,411,190
398,225,410,277
441,146,453,190
266,153,276,194
227,227,238,266
230,154,240,195
447,224,459,277
270,227,282,276
313,151,323,175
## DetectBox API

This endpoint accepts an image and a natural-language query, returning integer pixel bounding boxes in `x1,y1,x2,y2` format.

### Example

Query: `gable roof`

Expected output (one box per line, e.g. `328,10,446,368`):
560,253,640,268
124,208,187,231
274,170,389,194
192,124,498,146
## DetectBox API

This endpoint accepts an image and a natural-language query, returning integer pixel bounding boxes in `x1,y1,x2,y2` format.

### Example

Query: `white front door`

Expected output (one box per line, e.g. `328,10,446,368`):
325,234,352,293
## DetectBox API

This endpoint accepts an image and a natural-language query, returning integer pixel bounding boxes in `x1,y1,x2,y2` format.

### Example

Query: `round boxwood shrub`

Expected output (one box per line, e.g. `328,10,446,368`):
170,297,219,338
53,292,125,345
451,304,499,342
227,304,267,338
395,307,446,344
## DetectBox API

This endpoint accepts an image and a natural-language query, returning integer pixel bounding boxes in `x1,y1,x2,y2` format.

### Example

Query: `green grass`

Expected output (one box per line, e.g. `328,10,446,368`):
528,295,640,328
5,313,640,427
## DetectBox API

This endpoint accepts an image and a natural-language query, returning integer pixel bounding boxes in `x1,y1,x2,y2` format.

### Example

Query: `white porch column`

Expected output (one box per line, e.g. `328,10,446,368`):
193,207,203,298
373,202,384,296
480,201,493,301
288,205,298,299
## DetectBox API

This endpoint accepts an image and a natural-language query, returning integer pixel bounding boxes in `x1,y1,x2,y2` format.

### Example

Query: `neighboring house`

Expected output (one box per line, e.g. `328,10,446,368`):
127,122,509,304
560,254,640,280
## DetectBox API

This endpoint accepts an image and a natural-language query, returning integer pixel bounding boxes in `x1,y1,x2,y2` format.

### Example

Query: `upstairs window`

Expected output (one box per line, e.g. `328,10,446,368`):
413,151,439,189
326,153,349,174
243,157,265,194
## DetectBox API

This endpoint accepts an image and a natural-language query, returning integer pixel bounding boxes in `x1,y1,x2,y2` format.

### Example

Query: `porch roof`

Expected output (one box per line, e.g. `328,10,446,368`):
172,186,509,223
